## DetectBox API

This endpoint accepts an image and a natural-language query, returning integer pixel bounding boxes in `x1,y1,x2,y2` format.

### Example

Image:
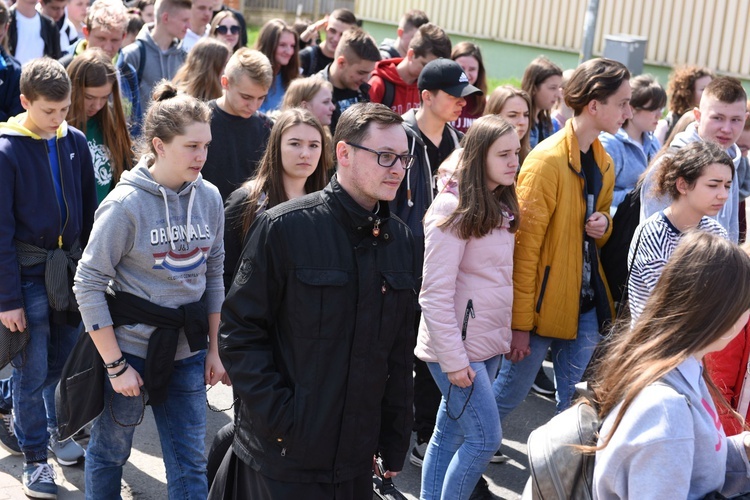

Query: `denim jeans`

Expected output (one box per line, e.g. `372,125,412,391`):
85,351,208,500
12,280,80,463
494,308,600,417
421,356,502,500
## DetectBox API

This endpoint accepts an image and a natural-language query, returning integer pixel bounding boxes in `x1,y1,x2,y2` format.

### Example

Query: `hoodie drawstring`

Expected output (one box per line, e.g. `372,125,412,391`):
158,186,176,251
158,183,198,251
407,138,416,208
185,184,196,245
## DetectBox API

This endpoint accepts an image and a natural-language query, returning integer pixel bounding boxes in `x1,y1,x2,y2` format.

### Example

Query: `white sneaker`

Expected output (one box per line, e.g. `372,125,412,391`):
48,432,85,466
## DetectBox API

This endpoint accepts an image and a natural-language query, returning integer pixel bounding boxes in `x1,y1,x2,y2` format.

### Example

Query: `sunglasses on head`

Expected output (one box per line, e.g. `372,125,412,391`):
215,25,240,35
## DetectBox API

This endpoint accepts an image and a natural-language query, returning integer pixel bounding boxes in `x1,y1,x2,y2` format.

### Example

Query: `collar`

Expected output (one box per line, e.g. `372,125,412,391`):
676,356,703,395
322,175,394,242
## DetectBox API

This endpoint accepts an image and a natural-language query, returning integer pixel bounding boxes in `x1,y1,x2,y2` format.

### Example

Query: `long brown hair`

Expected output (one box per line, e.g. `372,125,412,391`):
255,18,299,87
588,231,750,451
172,38,229,101
485,85,531,166
67,48,133,183
240,108,330,236
521,56,562,129
451,41,487,116
440,115,520,238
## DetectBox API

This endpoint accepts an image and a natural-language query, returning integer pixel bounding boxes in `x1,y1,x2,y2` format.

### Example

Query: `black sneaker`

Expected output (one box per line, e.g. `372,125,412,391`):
409,441,428,467
489,449,509,463
531,368,555,396
468,476,496,500
0,409,21,455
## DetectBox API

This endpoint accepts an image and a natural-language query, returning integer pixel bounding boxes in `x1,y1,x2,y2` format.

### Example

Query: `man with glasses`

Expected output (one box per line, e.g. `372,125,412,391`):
299,8,357,77
390,57,482,469
214,102,417,499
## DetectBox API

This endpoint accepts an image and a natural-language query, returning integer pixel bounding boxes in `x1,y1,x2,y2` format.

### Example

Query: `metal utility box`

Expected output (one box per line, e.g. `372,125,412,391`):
603,34,648,75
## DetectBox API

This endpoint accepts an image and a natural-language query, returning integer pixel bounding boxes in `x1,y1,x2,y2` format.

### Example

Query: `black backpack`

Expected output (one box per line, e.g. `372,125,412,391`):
600,184,642,312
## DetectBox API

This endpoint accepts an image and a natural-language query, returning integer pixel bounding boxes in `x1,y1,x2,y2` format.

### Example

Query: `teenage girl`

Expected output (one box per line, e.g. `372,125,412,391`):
67,48,133,204
255,18,299,113
73,81,227,499
655,66,713,144
173,38,230,101
628,141,732,322
451,42,487,133
592,230,750,499
485,85,531,166
522,56,563,148
416,115,520,500
210,11,242,53
282,77,336,128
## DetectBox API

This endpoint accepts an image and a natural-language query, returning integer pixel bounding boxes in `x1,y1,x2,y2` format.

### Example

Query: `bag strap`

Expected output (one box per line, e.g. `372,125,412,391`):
135,39,146,83
382,79,395,109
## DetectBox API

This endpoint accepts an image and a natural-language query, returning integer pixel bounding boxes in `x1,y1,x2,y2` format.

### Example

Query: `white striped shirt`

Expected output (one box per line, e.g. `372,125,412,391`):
627,211,728,322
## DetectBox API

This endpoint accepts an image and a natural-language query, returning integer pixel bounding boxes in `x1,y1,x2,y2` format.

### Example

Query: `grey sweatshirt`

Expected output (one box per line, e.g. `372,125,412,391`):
594,357,750,499
120,25,187,110
73,158,225,360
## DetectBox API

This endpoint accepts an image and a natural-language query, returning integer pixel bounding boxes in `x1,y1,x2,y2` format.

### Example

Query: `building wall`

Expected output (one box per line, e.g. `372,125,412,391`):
357,0,750,78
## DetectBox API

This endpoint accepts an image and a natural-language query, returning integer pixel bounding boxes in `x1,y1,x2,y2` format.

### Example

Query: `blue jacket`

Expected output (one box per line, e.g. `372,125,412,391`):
600,128,660,211
0,116,97,312
0,48,22,122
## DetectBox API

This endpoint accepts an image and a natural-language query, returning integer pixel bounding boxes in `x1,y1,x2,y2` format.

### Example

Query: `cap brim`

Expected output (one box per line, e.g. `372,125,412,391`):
442,83,483,98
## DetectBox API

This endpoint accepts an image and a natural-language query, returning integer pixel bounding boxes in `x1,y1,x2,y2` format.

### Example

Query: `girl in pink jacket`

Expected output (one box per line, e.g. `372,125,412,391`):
415,115,520,500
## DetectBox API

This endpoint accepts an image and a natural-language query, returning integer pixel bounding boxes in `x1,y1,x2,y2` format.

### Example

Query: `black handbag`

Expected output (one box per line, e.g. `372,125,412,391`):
55,329,104,440
0,320,29,370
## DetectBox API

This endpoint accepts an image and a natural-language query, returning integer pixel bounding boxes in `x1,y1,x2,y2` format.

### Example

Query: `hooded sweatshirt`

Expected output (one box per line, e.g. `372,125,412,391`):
120,24,187,110
368,58,420,115
0,115,96,312
73,158,225,360
640,122,741,242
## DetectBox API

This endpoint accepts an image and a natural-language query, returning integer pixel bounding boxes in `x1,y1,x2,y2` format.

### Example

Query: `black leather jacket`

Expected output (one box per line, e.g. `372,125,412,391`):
220,176,417,483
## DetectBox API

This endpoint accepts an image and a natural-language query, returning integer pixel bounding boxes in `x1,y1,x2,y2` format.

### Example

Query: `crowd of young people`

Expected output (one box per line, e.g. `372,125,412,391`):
3,1,750,499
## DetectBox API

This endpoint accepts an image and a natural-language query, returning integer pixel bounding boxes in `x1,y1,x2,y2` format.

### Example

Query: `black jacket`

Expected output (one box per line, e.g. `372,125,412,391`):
8,7,62,61
219,176,417,483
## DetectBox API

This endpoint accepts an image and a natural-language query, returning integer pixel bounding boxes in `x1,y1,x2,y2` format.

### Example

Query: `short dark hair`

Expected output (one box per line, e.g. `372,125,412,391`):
624,74,667,127
409,23,451,60
565,58,630,115
330,8,356,26
335,28,380,63
401,9,428,31
704,76,747,105
334,102,403,146
20,57,71,102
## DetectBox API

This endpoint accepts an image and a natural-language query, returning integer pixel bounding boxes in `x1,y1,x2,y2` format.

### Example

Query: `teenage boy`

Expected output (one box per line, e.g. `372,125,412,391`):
390,58,481,468
368,23,451,115
60,0,142,135
182,0,213,51
202,48,273,200
0,57,96,499
299,8,356,77
315,27,380,134
38,0,78,53
120,0,190,108
8,0,61,64
641,77,748,243
378,9,429,59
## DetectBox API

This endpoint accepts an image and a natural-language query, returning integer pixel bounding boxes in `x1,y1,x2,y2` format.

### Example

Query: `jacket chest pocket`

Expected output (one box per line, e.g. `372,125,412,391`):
291,268,351,339
379,271,417,342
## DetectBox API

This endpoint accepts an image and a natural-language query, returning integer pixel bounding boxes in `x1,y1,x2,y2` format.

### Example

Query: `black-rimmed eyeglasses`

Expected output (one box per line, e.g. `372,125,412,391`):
215,25,241,35
345,143,415,170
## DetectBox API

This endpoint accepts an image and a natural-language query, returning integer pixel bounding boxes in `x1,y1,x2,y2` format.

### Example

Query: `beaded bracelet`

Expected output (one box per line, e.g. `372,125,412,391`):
107,360,130,379
103,356,126,369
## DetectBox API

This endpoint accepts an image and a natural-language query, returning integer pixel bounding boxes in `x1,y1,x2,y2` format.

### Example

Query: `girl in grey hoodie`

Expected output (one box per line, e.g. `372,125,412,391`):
73,82,226,499
591,231,750,499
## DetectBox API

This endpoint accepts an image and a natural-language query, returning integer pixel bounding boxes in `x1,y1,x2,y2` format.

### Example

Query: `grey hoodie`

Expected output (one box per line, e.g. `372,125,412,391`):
120,24,187,110
594,357,750,499
73,158,224,360
640,122,741,242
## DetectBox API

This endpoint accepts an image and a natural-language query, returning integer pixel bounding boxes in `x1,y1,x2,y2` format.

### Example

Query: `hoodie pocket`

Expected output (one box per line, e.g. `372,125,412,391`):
291,268,351,339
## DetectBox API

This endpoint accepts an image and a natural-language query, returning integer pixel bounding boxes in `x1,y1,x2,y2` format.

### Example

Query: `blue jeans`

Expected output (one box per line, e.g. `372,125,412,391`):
85,351,208,500
421,356,502,500
12,280,80,463
494,308,599,416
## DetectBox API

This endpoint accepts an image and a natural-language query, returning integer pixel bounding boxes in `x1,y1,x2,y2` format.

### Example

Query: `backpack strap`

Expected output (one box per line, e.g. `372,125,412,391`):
135,39,146,83
382,79,395,109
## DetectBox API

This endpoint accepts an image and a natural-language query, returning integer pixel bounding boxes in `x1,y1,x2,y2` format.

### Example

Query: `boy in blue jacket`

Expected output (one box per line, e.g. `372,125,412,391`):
0,57,96,499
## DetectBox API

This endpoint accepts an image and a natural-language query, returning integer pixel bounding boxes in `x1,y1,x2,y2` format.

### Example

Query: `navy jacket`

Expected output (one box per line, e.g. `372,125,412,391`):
0,48,22,122
0,118,97,311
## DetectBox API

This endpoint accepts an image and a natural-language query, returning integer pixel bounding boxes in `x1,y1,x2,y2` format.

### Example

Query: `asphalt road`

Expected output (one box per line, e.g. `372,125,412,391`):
0,364,557,499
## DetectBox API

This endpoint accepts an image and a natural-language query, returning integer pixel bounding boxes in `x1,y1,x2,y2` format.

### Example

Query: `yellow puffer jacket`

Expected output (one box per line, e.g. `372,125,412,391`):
512,120,615,339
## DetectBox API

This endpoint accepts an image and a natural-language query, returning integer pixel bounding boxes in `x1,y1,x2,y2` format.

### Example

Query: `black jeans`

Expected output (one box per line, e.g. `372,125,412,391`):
412,313,442,444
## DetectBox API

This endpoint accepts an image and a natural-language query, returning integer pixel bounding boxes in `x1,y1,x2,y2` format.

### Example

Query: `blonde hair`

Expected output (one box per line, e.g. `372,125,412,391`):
224,48,273,89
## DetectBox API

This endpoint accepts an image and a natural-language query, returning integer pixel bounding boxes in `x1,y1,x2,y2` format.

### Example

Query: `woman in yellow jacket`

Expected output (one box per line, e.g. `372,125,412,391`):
493,58,630,418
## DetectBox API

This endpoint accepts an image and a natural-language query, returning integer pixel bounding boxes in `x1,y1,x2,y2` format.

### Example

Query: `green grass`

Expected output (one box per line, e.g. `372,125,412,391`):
247,25,261,47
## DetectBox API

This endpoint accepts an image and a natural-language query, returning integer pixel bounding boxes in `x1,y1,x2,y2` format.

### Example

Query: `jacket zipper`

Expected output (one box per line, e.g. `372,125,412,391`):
461,299,474,340
44,139,67,248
